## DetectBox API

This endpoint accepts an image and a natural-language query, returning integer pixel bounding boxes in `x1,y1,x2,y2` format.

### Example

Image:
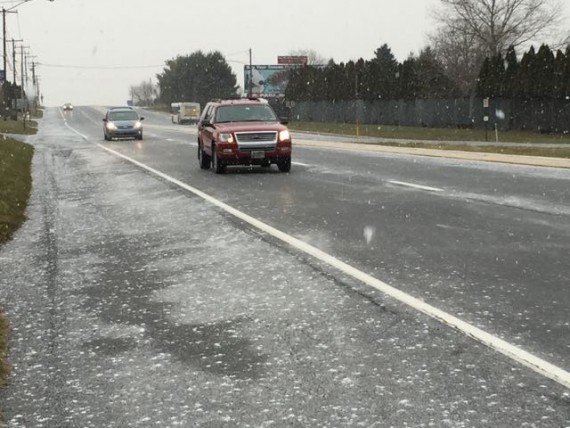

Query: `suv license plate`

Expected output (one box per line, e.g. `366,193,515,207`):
251,151,265,159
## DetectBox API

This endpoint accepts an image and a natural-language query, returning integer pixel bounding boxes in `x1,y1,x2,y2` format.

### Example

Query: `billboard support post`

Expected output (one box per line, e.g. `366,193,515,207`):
248,48,253,98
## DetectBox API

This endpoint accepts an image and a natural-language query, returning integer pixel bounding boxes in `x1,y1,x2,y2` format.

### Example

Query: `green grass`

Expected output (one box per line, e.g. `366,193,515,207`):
0,138,34,244
0,137,34,390
368,141,570,159
0,118,38,135
148,104,171,113
289,121,570,145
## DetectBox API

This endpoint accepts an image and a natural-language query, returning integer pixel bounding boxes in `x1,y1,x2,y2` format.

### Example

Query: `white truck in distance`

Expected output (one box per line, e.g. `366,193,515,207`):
174,102,201,124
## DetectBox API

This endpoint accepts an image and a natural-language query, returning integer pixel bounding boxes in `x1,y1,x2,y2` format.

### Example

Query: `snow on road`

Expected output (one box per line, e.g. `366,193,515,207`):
1,111,569,427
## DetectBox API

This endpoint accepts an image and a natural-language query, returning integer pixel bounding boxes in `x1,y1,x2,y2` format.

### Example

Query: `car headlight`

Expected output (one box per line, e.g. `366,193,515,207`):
279,130,290,141
106,122,116,130
134,121,142,129
219,132,234,143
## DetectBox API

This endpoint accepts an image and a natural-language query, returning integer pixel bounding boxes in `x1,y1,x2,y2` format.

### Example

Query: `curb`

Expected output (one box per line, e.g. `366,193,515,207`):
294,138,570,169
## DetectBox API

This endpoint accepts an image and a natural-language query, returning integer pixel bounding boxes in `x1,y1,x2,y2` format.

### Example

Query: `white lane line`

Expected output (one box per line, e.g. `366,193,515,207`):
90,141,570,390
389,180,444,192
292,161,311,167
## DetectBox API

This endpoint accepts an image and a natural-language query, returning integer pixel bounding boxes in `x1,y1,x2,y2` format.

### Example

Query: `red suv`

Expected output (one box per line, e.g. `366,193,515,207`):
197,98,292,173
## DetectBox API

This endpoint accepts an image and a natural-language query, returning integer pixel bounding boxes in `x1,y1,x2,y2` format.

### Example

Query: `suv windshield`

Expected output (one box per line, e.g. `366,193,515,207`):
109,110,139,121
214,104,277,123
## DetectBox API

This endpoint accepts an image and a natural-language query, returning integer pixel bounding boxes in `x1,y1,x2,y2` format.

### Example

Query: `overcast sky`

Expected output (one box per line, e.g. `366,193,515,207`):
5,0,569,107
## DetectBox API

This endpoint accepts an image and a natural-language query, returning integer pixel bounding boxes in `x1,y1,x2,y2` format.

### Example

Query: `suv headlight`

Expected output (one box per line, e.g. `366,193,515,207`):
219,132,234,143
279,130,290,141
106,122,116,130
134,121,142,129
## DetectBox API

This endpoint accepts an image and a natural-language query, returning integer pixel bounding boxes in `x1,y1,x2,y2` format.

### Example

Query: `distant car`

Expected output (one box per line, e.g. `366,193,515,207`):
103,107,144,140
176,102,201,124
63,103,73,111
197,98,292,173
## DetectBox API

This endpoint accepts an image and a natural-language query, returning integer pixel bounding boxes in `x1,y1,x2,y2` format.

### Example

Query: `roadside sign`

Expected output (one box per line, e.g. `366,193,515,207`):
277,56,308,65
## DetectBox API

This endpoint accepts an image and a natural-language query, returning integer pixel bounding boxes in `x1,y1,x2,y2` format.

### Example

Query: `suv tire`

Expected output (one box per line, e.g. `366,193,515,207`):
212,145,226,174
278,158,291,172
198,144,211,169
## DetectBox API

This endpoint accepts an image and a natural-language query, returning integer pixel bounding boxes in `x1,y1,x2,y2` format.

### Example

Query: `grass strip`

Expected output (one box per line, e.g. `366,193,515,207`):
289,121,570,145
0,138,34,244
0,119,38,136
370,141,570,159
0,137,34,394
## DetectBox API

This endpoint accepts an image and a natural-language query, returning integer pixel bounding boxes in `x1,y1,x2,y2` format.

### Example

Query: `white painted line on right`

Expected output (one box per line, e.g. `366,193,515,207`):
389,180,444,192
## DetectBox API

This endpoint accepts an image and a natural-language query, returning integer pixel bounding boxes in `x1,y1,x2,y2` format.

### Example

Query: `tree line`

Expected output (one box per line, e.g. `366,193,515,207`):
285,45,460,102
285,43,570,102
477,45,570,100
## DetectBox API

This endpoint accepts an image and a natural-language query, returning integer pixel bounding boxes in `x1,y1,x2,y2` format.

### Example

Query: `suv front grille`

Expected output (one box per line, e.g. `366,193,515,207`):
235,131,277,150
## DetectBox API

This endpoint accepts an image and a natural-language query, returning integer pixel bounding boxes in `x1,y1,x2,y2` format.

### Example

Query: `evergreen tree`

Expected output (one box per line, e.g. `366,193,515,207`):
516,46,537,98
157,51,238,107
370,44,399,100
553,49,566,99
503,46,519,98
398,56,420,100
415,47,458,98
476,57,493,97
535,44,555,98
491,53,506,97
565,47,570,99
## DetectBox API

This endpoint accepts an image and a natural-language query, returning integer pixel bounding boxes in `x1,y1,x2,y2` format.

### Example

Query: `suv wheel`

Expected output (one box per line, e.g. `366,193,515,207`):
212,145,226,174
278,158,291,173
198,144,211,169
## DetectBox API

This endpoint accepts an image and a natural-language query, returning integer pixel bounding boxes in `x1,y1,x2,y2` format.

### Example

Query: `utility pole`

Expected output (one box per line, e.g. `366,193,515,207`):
19,45,29,127
12,39,22,83
2,8,17,116
2,8,17,82
25,52,36,86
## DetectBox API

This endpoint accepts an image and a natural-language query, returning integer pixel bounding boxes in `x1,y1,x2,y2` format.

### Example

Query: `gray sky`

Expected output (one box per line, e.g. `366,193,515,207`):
5,0,568,106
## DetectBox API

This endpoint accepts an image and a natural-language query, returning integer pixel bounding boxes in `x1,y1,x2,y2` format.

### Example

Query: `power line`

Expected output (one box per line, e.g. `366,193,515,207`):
37,62,164,70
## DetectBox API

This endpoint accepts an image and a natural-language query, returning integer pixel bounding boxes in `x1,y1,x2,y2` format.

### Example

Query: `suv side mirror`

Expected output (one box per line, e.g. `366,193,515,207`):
102,118,107,122
140,117,145,121
202,119,214,128
279,117,289,125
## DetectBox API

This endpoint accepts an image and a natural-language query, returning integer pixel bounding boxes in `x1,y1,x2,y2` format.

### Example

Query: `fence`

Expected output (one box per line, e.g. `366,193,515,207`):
287,98,570,133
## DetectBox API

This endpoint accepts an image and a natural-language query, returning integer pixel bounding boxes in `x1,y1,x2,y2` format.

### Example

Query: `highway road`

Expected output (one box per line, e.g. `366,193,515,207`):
0,106,569,427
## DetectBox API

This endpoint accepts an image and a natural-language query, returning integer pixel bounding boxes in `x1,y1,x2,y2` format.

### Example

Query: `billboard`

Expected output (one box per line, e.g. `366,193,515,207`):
244,65,295,97
278,56,308,65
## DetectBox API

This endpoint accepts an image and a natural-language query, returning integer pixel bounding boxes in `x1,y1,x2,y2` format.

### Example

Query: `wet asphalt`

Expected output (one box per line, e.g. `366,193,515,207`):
0,107,568,427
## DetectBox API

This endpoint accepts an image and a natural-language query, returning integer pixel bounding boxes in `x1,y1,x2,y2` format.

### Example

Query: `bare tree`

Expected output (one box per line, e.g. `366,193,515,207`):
129,79,157,106
435,0,563,56
288,49,330,65
431,0,564,95
430,24,488,95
